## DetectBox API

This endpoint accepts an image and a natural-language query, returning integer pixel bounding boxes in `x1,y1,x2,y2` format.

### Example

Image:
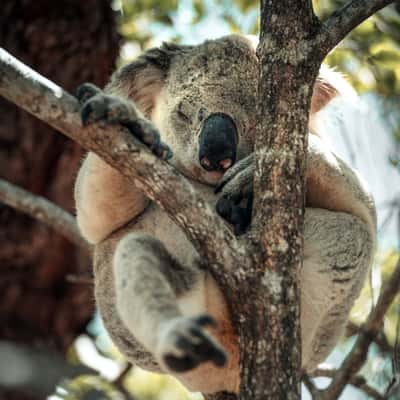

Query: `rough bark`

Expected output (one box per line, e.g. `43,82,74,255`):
0,1,118,398
234,2,322,399
0,1,394,399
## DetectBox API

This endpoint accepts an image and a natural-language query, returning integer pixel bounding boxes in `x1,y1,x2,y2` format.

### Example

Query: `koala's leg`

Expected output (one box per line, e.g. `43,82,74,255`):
113,232,226,373
301,207,374,371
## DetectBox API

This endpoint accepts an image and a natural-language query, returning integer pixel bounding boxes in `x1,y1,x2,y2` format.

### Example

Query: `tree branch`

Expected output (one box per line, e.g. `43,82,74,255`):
346,321,393,355
318,0,395,55
0,178,91,252
0,48,246,288
319,258,400,399
312,368,384,400
302,375,321,399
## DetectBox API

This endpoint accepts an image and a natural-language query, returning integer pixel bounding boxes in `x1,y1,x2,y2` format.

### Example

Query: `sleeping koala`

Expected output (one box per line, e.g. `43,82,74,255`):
74,35,376,394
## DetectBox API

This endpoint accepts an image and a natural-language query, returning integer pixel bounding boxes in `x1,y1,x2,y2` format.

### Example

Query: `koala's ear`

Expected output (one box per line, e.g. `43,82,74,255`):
311,66,340,114
311,65,357,114
106,43,191,117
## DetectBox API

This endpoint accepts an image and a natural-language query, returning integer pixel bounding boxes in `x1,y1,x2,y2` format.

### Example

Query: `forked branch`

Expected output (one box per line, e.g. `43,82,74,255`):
310,368,384,400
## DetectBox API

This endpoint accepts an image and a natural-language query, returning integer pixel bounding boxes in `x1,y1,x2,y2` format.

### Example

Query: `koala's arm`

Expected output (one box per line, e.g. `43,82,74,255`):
75,153,149,244
74,74,171,245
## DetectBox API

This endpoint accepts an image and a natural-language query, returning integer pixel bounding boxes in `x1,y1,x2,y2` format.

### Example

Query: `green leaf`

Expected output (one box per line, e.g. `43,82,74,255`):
369,50,400,68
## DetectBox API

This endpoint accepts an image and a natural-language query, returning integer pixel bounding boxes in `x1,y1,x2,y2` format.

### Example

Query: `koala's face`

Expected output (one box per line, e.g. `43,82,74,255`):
150,36,259,185
111,34,338,186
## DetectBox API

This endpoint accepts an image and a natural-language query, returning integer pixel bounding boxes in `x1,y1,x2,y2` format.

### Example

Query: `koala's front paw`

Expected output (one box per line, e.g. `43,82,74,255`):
215,154,254,235
156,315,227,373
75,83,172,160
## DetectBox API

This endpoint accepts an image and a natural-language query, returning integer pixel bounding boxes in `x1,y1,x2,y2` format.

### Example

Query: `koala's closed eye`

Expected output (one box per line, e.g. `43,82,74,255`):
177,110,192,124
176,102,193,125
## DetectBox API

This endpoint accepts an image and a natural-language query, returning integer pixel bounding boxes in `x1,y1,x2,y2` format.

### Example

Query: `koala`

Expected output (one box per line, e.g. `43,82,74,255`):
74,35,376,394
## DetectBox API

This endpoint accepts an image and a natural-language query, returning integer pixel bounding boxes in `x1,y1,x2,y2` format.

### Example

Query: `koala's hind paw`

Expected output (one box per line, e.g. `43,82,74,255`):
215,154,254,235
75,83,172,160
157,315,227,373
216,195,252,236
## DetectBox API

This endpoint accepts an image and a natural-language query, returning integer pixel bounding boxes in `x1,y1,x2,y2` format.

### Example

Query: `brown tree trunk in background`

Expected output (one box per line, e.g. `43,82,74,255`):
0,1,118,398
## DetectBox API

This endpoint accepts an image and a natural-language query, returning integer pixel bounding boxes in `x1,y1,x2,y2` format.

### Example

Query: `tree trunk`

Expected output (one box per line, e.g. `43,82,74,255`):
0,1,118,398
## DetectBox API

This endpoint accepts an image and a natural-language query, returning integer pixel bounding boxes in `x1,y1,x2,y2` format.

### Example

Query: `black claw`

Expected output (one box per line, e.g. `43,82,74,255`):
175,336,203,358
152,142,173,160
216,196,233,220
216,197,252,236
76,83,101,104
163,315,226,372
80,102,94,126
213,348,227,367
124,120,172,160
164,354,198,372
195,314,217,328
214,179,228,194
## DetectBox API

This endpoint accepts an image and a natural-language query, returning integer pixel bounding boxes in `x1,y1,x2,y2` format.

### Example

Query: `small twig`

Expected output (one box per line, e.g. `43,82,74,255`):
112,364,135,400
317,0,395,55
0,178,91,253
303,375,321,399
319,258,400,399
313,368,384,400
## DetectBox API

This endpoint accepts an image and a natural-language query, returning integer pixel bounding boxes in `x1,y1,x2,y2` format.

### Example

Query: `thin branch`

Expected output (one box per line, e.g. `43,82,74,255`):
313,368,384,400
302,375,321,399
317,0,395,55
0,177,91,252
111,364,135,400
346,321,393,354
0,48,245,288
320,258,400,399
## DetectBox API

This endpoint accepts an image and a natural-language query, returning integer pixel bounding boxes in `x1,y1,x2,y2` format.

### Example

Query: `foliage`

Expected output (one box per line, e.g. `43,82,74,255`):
117,0,400,96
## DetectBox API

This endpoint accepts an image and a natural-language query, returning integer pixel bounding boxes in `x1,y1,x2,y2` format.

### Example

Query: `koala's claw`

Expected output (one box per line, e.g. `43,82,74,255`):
76,83,173,160
158,315,227,373
216,195,252,236
215,153,255,235
76,83,102,105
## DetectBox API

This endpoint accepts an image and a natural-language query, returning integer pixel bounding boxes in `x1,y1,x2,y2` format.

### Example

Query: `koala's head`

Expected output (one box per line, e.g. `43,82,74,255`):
109,34,338,186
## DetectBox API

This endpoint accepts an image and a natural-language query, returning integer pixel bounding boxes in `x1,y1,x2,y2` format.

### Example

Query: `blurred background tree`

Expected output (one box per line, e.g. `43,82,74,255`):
0,1,118,399
0,0,399,399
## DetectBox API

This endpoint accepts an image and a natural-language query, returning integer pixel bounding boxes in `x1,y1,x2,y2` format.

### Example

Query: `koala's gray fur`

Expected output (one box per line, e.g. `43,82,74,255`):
74,35,376,394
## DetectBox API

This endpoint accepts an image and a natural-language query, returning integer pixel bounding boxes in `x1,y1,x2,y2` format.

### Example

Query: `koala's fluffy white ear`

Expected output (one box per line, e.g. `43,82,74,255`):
106,43,191,117
311,65,356,114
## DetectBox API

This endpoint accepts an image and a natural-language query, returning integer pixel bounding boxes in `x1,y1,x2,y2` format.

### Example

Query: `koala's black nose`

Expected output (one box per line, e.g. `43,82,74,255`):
198,113,237,172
